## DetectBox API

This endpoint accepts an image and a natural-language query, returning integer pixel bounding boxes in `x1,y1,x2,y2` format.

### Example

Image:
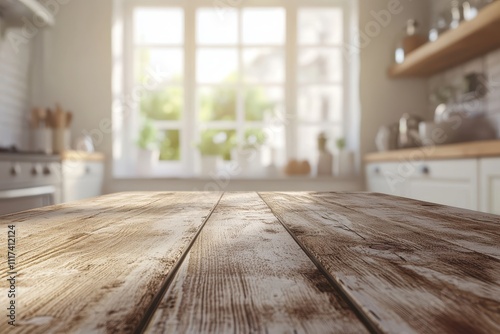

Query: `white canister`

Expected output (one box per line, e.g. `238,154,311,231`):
136,148,160,176
200,155,219,177
336,150,356,178
53,128,71,153
32,129,53,154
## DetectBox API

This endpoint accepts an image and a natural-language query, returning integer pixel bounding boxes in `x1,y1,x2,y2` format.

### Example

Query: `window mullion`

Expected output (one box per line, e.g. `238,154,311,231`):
285,4,298,160
184,3,196,175
237,8,245,153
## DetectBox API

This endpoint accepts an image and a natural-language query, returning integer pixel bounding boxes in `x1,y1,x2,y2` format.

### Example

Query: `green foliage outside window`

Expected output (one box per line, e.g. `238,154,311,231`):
138,52,276,161
159,130,181,161
137,120,158,150
198,130,237,161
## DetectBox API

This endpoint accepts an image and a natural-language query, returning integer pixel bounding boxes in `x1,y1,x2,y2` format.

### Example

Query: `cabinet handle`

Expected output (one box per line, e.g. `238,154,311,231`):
31,166,41,176
421,166,430,175
10,164,21,176
374,167,381,175
43,166,52,176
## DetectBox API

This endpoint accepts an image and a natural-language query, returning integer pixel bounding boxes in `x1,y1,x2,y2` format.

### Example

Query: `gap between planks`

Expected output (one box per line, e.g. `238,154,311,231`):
257,192,384,334
144,192,371,334
135,193,224,334
259,192,500,334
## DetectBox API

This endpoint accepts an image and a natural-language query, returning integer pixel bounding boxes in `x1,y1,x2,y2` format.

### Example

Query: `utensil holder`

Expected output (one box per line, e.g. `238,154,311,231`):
53,128,70,153
32,129,53,154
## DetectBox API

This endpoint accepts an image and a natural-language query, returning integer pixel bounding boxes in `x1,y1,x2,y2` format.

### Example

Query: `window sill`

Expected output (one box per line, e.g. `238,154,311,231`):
114,174,359,182
110,173,363,192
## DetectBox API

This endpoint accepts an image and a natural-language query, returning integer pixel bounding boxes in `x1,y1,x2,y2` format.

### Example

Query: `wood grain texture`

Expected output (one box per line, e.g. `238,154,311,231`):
0,192,222,334
388,0,500,78
325,192,500,260
145,192,369,334
364,140,500,163
260,192,500,334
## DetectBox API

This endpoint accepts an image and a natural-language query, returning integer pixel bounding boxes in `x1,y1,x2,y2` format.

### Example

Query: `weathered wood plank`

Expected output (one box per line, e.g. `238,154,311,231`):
145,192,369,334
0,192,222,334
260,192,500,334
320,192,500,260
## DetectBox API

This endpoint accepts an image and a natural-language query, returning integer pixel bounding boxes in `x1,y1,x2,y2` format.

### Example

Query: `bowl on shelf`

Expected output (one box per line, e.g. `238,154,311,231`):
419,121,460,146
420,113,497,147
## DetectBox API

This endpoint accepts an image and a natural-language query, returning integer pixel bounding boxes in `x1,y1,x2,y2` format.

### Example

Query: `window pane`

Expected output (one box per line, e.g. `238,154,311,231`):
197,48,238,83
299,48,343,83
243,48,285,83
242,8,285,45
297,126,343,165
135,48,183,86
298,8,343,45
197,8,238,45
140,87,183,121
159,130,180,161
134,8,183,45
298,86,343,123
199,129,237,160
245,87,284,122
199,87,237,121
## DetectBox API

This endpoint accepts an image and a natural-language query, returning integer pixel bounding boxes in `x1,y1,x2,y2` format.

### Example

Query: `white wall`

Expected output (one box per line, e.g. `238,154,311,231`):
358,0,430,158
0,28,32,149
37,0,431,193
36,0,115,190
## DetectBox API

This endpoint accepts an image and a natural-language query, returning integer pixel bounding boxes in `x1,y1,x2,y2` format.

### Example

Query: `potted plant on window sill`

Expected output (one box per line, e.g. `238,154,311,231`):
231,131,268,178
197,131,238,177
136,120,160,176
335,137,355,178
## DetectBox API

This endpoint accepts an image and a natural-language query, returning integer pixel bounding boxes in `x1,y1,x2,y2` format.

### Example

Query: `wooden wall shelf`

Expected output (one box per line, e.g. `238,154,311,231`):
389,1,500,78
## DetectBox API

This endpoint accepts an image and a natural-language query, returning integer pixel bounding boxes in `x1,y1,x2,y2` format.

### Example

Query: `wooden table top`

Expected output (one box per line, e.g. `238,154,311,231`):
1,192,499,334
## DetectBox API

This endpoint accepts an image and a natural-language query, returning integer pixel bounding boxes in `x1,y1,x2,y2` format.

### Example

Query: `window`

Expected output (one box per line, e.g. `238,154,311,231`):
117,0,351,177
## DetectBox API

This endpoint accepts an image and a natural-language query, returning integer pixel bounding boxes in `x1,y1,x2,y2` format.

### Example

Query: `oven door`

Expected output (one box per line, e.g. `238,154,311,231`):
0,186,56,216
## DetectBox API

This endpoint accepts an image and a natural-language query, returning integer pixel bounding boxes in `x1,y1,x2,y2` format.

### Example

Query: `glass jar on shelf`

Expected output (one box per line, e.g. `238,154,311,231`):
429,13,449,42
394,19,426,64
450,0,465,29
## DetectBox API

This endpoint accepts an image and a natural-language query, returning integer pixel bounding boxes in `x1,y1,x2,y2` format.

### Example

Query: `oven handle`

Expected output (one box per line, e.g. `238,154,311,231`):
0,186,56,200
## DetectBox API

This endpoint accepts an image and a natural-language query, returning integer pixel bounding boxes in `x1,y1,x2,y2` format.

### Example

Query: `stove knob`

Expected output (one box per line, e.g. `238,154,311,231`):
10,164,21,176
32,165,42,176
43,166,52,175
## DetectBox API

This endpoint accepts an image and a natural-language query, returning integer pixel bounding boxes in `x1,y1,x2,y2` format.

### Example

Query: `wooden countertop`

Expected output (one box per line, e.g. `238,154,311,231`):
1,192,499,333
60,150,105,161
365,140,500,163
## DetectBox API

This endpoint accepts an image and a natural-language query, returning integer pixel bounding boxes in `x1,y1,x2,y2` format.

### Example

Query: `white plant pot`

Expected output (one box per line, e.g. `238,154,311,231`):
336,150,355,178
137,149,159,176
232,148,261,177
200,155,219,177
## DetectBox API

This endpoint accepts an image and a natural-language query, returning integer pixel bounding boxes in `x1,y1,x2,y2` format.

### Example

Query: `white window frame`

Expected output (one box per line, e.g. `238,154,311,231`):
118,0,354,178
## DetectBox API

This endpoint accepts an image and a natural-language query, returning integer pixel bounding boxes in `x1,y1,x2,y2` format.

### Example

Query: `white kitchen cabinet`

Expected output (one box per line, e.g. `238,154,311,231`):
479,158,500,215
405,160,478,210
63,161,104,203
366,159,479,211
365,162,407,197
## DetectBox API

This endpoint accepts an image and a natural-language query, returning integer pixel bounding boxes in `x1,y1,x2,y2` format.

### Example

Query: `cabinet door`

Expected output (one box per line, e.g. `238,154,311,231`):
406,160,478,211
63,162,104,203
365,162,406,197
480,158,500,215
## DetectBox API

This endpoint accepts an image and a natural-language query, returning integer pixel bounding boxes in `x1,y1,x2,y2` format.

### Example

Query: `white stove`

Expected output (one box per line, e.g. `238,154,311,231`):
0,148,62,216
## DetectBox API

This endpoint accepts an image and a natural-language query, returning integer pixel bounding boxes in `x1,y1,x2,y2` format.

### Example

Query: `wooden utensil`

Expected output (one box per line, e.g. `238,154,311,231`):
46,109,54,128
66,111,73,128
54,104,66,129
